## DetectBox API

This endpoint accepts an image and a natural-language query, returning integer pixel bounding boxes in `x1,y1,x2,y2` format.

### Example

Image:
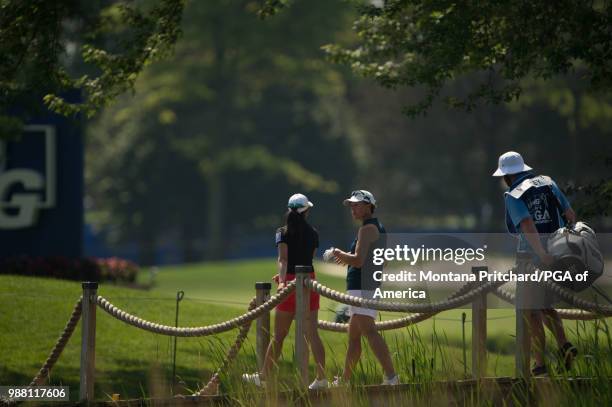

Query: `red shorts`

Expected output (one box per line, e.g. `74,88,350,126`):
276,272,320,312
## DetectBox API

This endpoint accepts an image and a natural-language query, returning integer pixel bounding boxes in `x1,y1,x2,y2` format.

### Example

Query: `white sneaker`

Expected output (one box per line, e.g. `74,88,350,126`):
382,374,400,385
241,372,264,387
308,378,328,390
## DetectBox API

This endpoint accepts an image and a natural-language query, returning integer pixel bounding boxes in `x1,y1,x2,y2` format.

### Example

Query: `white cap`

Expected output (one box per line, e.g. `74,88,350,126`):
288,193,313,213
492,151,533,177
343,190,377,207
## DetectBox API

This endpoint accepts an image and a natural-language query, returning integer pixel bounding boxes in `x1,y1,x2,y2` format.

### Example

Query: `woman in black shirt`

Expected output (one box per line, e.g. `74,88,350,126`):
242,193,327,389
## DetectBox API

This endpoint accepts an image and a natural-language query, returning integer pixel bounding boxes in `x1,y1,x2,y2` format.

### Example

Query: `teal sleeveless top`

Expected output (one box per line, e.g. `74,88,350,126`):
346,217,386,290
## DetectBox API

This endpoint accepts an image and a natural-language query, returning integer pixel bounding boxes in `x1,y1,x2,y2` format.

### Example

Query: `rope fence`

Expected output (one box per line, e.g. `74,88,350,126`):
492,284,605,320
197,297,258,396
317,279,483,332
95,281,295,337
21,262,612,403
28,297,83,387
308,278,506,313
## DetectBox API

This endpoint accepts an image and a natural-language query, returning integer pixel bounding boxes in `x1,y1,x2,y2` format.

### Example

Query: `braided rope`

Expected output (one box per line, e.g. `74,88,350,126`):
196,297,258,396
318,312,431,332
29,297,83,387
543,281,612,315
510,262,612,317
492,285,602,320
319,280,609,332
306,278,505,313
95,282,295,337
317,280,482,332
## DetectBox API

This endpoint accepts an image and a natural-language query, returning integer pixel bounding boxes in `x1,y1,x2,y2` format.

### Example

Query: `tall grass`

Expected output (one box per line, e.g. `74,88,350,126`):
174,318,612,407
3,274,608,405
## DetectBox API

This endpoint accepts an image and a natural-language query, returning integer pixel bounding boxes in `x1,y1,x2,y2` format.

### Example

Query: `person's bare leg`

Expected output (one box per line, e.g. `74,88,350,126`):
528,310,546,367
342,316,362,382
358,315,396,378
542,308,576,369
306,310,326,380
261,310,293,378
542,308,568,347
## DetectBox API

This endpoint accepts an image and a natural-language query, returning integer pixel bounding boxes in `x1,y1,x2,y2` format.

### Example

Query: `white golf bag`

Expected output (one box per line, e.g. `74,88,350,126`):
547,222,604,291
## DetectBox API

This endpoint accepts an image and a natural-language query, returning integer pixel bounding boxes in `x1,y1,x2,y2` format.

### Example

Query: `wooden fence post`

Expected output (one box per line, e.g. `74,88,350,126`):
471,266,488,378
255,282,271,370
294,265,311,387
79,282,98,403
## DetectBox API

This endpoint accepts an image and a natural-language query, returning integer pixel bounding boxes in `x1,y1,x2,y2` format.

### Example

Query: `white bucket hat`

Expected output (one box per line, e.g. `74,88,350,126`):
288,193,313,213
492,151,533,176
343,190,377,207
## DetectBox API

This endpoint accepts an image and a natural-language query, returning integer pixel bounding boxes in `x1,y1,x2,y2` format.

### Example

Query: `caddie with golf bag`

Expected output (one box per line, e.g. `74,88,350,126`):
493,151,587,376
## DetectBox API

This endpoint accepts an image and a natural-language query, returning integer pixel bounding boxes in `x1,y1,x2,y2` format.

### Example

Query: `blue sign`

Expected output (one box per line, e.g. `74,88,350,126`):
0,112,83,257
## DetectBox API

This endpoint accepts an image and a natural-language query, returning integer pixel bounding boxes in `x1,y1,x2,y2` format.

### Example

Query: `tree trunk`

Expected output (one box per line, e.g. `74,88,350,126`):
181,222,197,263
204,171,226,260
138,229,157,266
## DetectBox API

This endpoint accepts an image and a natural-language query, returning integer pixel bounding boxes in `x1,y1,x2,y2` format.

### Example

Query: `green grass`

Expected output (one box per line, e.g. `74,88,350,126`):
1,258,611,404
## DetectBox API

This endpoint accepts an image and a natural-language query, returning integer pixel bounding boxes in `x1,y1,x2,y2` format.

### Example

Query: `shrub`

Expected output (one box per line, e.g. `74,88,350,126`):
0,256,139,283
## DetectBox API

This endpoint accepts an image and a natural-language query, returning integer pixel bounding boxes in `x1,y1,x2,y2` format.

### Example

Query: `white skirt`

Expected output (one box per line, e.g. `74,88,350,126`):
347,289,377,319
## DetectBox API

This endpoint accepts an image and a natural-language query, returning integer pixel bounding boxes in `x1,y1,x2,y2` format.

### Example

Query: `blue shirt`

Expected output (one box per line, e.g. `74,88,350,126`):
504,172,570,252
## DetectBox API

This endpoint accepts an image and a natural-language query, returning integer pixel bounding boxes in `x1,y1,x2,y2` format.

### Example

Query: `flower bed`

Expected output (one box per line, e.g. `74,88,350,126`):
0,256,139,283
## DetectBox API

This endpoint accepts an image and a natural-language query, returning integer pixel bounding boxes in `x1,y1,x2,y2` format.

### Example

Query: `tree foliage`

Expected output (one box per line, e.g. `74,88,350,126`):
0,0,185,137
261,0,612,225
87,0,359,261
347,76,612,230
263,0,612,116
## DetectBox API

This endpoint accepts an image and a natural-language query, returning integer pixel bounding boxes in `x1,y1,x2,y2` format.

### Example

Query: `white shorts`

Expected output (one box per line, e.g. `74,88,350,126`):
347,290,377,319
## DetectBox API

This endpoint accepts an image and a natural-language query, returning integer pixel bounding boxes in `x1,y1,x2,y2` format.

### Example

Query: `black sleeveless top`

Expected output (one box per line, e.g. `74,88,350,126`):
346,217,386,290
275,224,319,274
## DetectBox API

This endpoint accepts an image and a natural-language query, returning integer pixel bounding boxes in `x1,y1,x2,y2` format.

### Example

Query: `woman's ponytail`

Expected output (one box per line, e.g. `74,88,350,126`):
285,208,307,238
